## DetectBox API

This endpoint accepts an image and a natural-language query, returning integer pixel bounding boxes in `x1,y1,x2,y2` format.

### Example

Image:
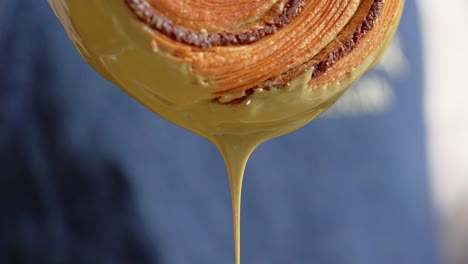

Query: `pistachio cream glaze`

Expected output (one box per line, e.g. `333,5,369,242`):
48,1,404,263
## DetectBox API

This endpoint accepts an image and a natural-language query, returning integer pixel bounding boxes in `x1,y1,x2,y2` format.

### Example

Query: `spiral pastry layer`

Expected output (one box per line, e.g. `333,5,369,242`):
125,0,403,103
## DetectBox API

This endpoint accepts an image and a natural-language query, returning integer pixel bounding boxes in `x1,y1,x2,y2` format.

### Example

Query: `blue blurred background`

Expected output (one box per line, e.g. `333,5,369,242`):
1,1,467,264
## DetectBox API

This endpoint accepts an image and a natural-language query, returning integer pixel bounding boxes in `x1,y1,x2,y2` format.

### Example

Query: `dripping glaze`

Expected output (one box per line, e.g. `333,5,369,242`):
48,0,404,263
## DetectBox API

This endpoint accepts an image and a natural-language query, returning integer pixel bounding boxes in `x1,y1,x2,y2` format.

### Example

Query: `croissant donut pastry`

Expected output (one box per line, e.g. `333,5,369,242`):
49,2,404,263
49,0,404,136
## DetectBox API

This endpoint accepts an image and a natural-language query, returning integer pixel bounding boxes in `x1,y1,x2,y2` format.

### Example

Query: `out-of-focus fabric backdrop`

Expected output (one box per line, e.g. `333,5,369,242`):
0,1,466,264
418,1,468,263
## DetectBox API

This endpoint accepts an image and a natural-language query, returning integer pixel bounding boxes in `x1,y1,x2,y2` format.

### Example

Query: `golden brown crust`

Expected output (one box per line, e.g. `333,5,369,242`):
126,0,305,48
125,0,402,102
